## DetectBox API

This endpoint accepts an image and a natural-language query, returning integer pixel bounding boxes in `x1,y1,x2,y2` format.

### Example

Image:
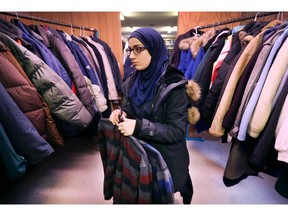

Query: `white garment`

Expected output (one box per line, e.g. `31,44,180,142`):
84,76,108,112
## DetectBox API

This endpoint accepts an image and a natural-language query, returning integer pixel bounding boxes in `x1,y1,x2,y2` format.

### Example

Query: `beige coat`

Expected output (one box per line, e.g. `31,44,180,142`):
209,20,281,137
247,37,288,138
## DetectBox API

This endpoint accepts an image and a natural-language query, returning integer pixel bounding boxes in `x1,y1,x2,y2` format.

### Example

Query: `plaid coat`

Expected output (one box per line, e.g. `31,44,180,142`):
97,118,174,204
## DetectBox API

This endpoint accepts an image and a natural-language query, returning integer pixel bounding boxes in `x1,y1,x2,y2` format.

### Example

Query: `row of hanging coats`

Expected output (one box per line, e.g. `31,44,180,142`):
171,17,288,199
0,16,122,183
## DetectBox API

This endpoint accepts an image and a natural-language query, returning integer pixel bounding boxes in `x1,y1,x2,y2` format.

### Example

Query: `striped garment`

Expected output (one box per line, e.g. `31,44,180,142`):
97,118,175,204
138,139,175,204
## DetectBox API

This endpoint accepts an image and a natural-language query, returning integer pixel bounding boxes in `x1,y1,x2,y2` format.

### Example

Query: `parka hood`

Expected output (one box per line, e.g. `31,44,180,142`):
163,65,201,125
186,79,201,125
164,64,187,85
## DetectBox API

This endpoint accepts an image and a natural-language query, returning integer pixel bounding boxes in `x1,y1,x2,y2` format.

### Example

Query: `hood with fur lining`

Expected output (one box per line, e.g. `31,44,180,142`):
186,80,201,125
163,65,201,125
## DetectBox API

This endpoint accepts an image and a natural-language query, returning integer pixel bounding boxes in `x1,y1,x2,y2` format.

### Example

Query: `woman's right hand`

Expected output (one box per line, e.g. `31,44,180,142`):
109,109,122,125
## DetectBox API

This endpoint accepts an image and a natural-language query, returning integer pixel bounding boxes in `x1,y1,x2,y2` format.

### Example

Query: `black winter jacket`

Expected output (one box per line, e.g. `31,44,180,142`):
121,65,190,192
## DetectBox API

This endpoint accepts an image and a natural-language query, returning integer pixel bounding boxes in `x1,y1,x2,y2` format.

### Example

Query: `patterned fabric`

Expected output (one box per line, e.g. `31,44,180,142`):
139,140,175,204
97,118,175,204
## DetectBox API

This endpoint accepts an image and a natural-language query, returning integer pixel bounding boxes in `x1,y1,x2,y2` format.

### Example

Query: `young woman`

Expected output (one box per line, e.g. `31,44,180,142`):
109,27,200,204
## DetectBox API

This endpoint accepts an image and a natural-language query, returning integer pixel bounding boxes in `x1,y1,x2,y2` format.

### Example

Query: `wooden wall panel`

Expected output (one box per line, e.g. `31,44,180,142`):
178,12,239,36
98,12,109,42
177,12,288,36
0,12,123,77
87,12,100,34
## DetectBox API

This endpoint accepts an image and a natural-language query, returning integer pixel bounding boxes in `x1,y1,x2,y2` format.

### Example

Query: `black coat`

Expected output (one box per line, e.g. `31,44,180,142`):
121,65,190,192
201,32,242,126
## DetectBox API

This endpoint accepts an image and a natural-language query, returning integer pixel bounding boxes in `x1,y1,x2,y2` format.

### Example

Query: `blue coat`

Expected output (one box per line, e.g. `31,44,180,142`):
0,122,27,181
0,81,54,165
12,19,73,89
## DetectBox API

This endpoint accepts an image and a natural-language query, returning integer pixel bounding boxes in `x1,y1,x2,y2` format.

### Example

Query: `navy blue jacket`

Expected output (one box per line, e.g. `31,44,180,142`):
11,19,72,88
0,81,54,165
59,33,102,88
0,122,27,181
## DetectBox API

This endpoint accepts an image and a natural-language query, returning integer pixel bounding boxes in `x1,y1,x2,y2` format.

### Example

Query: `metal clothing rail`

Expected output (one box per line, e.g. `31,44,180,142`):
196,12,279,30
0,11,98,32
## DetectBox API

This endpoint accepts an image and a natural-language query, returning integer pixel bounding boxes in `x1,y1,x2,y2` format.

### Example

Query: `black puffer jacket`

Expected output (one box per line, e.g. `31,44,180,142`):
121,65,200,191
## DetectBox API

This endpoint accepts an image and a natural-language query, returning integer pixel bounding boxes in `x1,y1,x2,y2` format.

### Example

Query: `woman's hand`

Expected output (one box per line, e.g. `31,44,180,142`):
117,118,136,136
109,109,123,125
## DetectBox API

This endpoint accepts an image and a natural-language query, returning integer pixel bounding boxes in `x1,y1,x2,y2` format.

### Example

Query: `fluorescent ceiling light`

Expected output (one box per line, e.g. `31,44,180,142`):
120,12,125,20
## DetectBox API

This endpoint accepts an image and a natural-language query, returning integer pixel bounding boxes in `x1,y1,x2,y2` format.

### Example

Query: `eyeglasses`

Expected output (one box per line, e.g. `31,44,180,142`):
125,46,147,55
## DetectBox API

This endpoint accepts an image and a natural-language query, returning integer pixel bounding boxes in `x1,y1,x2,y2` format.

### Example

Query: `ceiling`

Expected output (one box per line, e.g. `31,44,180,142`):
120,12,178,41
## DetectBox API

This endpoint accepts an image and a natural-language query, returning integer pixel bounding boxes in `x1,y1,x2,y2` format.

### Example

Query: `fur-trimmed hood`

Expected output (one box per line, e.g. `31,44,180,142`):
186,80,201,125
160,66,201,125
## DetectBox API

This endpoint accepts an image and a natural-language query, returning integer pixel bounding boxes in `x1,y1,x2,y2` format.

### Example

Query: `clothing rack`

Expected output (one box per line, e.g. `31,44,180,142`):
196,12,279,30
185,11,280,142
0,12,98,33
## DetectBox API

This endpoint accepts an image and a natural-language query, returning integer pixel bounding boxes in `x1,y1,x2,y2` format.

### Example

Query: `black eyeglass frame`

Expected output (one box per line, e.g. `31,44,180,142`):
125,46,147,55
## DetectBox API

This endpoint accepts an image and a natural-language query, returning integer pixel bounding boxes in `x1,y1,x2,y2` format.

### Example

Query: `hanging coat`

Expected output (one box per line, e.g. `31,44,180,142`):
0,82,54,165
0,32,93,130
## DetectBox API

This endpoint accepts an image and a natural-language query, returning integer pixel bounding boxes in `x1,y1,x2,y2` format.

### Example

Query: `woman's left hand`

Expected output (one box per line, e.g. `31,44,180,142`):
117,117,136,136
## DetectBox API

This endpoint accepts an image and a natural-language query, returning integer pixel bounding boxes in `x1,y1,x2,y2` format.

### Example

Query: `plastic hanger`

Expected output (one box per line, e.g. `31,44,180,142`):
254,12,260,21
82,27,86,36
193,26,200,37
14,11,19,20
277,11,284,22
70,24,74,35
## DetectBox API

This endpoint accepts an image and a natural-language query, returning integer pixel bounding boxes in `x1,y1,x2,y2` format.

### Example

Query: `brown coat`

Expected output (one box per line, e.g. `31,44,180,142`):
0,41,46,138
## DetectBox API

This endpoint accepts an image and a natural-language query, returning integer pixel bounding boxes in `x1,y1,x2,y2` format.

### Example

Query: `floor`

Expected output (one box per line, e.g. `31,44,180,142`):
0,133,287,207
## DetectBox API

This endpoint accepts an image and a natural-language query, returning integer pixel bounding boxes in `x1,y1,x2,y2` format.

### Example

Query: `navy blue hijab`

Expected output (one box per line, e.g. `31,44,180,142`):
128,27,168,106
